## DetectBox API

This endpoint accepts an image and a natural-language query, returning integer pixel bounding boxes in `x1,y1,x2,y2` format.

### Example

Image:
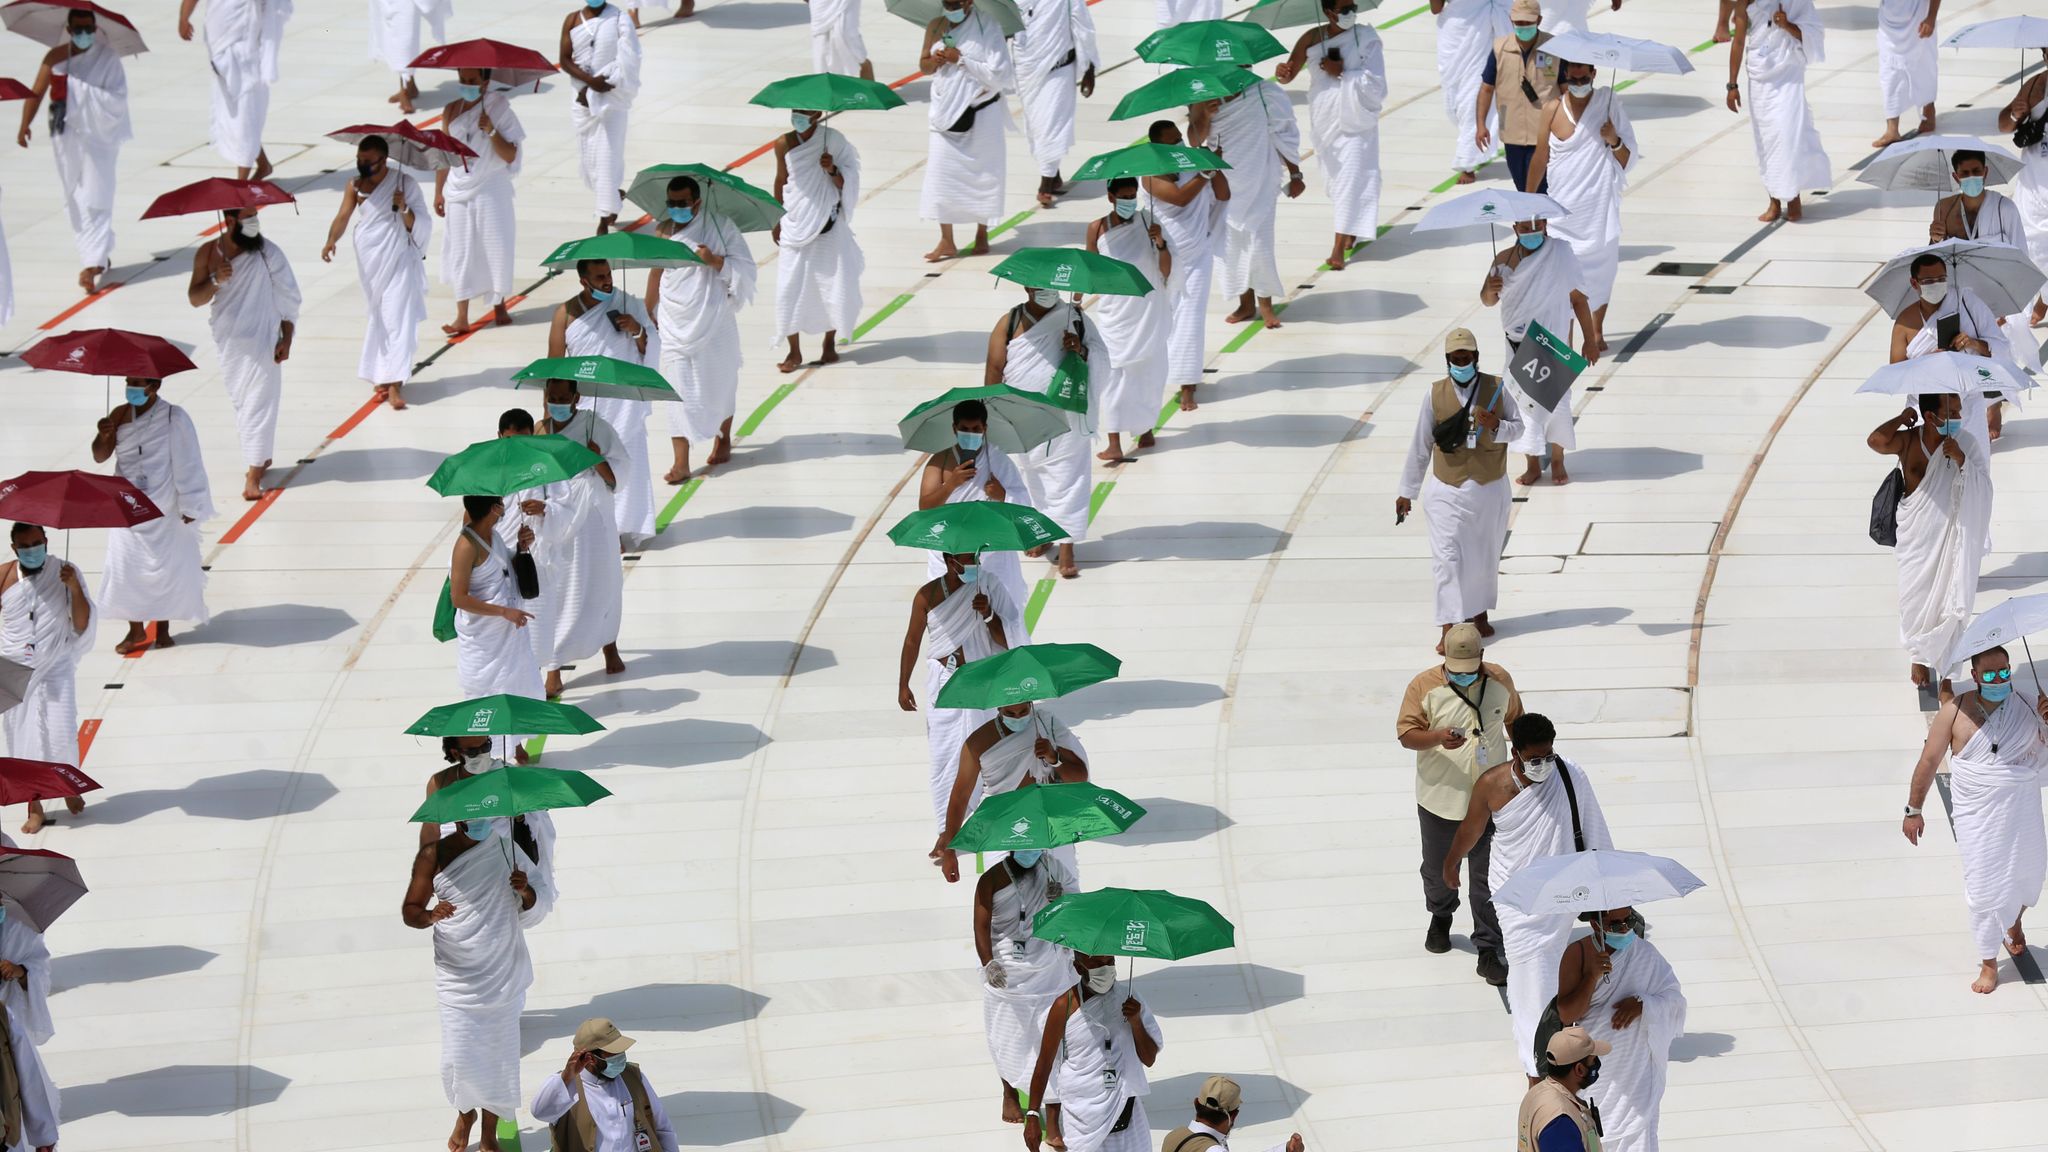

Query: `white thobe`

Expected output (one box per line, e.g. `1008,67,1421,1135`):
983,856,1078,1087
531,1067,681,1152
531,410,625,670
776,127,865,338
1894,429,1991,671
2015,93,2048,312
809,0,867,74
453,526,545,728
569,5,641,218
922,449,1033,614
99,402,213,625
51,44,130,269
1936,190,2027,250
1543,88,1638,309
441,94,525,305
1093,214,1170,436
0,190,12,327
566,297,659,547
0,919,52,1047
656,212,757,445
1149,172,1224,388
1211,80,1301,299
1903,288,2016,449
0,563,94,772
1309,26,1387,240
1487,759,1612,1076
1949,692,2048,961
368,0,451,77
1495,239,1586,454
433,833,537,1116
1014,0,1099,179
1581,937,1686,1152
1876,0,1937,121
1054,981,1161,1152
1539,0,1593,34
1742,0,1831,202
205,0,291,167
208,240,303,468
352,169,432,385
1438,0,1511,171
924,577,1024,831
1154,0,1219,24
1000,302,1109,545
922,10,1015,226
1397,378,1525,625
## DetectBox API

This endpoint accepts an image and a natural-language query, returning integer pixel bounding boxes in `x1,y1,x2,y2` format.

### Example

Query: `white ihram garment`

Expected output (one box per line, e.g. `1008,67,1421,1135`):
1211,80,1300,299
974,710,1086,877
1582,937,1686,1152
0,1001,57,1150
1742,0,1831,202
570,6,642,218
0,919,52,1047
533,410,625,670
433,833,537,1116
1309,26,1387,240
1055,980,1161,1152
0,563,95,773
1876,0,1937,121
656,212,756,444
453,527,545,736
441,94,525,305
923,578,1022,831
566,296,659,547
1893,431,1991,671
0,190,12,327
776,127,865,338
1539,0,1592,34
352,169,432,385
810,0,867,74
1150,172,1223,388
368,0,450,77
1543,88,1637,309
1438,0,1511,172
205,0,292,168
209,240,302,468
1154,0,1219,24
1014,0,1098,179
100,402,213,624
1496,239,1585,454
983,855,1078,1087
2015,94,2048,312
1093,214,1170,436
1949,691,2048,961
922,449,1032,615
51,46,130,269
1396,379,1525,625
922,11,1015,225
1001,302,1109,545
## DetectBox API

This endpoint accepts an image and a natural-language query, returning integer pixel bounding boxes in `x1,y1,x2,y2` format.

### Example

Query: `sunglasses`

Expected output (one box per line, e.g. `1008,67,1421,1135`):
1979,668,2013,684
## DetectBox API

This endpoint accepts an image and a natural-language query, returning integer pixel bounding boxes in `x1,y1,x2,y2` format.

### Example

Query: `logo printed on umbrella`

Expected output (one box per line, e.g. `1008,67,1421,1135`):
1010,817,1032,839
576,361,598,379
1189,77,1209,93
1051,264,1075,289
526,462,548,477
119,493,139,509
1214,39,1234,58
65,347,85,364
470,708,495,732
1017,676,1041,695
1554,884,1593,907
1123,919,1148,949
1096,796,1134,820
480,795,501,810
1479,201,1498,217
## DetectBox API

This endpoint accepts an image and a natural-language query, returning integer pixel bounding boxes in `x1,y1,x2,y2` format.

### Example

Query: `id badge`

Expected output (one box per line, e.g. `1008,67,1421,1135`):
1102,1068,1119,1091
1465,425,1480,451
636,1131,653,1152
1474,737,1501,769
1011,938,1028,959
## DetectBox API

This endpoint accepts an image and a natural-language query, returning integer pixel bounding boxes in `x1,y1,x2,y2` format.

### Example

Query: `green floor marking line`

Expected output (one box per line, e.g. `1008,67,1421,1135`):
1376,1,1430,29
1023,577,1057,631
654,475,706,533
524,734,547,761
848,293,914,343
1087,481,1115,525
1691,37,1720,53
1431,148,1507,193
738,382,800,438
496,1117,525,1152
989,209,1035,240
1218,303,1289,355
1155,395,1180,430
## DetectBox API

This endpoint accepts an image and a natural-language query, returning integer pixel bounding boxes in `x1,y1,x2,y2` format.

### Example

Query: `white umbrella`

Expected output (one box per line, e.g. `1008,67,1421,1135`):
1540,31,1694,75
1941,16,2048,50
1414,189,1569,233
1494,850,1704,916
1856,134,2025,194
1945,593,2048,674
1867,239,2046,318
1857,352,2032,398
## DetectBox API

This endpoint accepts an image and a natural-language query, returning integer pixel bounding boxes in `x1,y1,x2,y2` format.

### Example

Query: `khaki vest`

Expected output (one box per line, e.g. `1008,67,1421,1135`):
550,1065,660,1152
1429,374,1509,486
1490,34,1560,145
1517,1078,1598,1152
1161,1126,1223,1152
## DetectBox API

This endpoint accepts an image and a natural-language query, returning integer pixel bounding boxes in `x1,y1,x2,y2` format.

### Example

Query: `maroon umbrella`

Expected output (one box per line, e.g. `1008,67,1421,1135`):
408,38,557,91
0,848,86,932
0,78,30,101
0,469,161,528
0,760,100,807
0,0,145,56
20,328,196,379
327,119,477,171
142,177,295,220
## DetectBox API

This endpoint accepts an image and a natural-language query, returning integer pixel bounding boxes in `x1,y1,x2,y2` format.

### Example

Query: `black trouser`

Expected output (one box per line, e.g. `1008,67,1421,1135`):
1418,805,1501,953
1505,143,1547,194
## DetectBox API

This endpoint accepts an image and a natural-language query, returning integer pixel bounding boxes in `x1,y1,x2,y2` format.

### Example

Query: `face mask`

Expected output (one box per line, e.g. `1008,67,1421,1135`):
1447,670,1479,687
957,563,980,584
1918,281,1949,306
1514,24,1538,41
1113,198,1137,220
0,907,9,927
357,161,378,180
956,430,984,452
1519,754,1557,783
14,545,46,572
1603,929,1635,953
945,6,968,22
1959,176,1986,197
600,1052,628,1078
548,402,576,424
1982,680,2014,703
1032,288,1062,308
1334,11,1356,28
1579,1058,1601,1088
668,206,694,225
462,818,497,842
1567,81,1594,97
1000,711,1032,733
238,216,262,238
126,385,151,407
462,749,494,773
1085,965,1116,994
1447,361,1478,384
1518,232,1545,252
457,83,483,101
791,112,815,132
585,0,608,8
1010,849,1043,869
70,29,92,49
1938,418,1962,438
588,287,615,303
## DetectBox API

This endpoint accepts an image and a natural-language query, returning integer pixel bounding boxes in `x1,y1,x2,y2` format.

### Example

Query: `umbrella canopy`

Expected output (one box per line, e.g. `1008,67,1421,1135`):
1858,351,2032,398
1110,65,1261,121
20,328,197,379
883,0,1023,36
1946,593,2048,671
427,435,604,496
1031,888,1235,960
512,356,680,402
0,78,34,100
935,642,1122,709
898,385,1070,454
624,164,784,233
1494,849,1705,916
328,120,478,170
1137,19,1286,65
1071,142,1228,182
0,469,161,528
407,38,557,89
0,759,99,807
750,72,907,112
991,248,1153,296
1241,0,1380,30
410,765,610,825
1538,31,1694,74
541,232,702,270
0,848,86,932
1941,16,2048,50
406,694,604,738
1858,135,2025,193
1868,239,2046,318
142,177,295,220
948,782,1146,852
1,0,144,55
888,502,1070,553
0,658,26,715
1415,189,1570,232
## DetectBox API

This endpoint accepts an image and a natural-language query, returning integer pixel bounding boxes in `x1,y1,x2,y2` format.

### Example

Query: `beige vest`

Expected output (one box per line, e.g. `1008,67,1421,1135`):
1429,374,1509,486
1490,34,1560,145
550,1065,660,1152
1517,1078,1598,1152
1161,1127,1223,1152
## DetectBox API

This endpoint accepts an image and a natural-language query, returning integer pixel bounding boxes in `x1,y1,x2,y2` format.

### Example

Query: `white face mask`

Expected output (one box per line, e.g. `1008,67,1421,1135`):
1519,754,1558,784
1334,11,1356,27
1566,81,1594,98
1031,288,1062,308
1918,281,1949,305
238,216,263,238
1085,965,1116,994
463,749,494,773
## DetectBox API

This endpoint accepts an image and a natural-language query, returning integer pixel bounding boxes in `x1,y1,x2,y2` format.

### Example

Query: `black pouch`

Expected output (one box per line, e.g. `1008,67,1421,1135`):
947,94,1000,133
1108,1096,1137,1134
1869,467,1905,547
512,552,541,599
1432,406,1471,453
2015,115,2045,152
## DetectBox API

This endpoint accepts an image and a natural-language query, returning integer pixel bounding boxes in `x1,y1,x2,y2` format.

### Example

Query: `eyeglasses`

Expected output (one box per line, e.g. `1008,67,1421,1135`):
1522,754,1558,769
1980,668,2013,684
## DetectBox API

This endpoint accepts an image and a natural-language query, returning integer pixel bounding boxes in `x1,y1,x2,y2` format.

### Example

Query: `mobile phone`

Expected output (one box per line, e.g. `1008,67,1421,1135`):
1446,727,1466,741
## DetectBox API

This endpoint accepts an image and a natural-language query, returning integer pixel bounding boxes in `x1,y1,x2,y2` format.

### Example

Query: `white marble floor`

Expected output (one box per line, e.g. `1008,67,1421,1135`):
3,0,2047,1149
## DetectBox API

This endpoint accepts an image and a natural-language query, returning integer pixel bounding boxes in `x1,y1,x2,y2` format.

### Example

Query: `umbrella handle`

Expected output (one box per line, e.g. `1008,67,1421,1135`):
2026,635,2043,700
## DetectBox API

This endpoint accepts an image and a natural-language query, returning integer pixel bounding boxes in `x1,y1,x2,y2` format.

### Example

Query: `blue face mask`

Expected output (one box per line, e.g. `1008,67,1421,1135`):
1011,849,1044,869
1982,680,2014,704
668,206,694,225
1959,176,1986,198
945,5,968,21
126,385,151,407
585,0,608,8
1514,23,1537,40
957,563,980,584
457,83,482,101
588,287,614,303
462,818,496,842
956,430,985,452
791,112,816,133
601,1052,628,1078
1113,198,1137,220
70,29,93,49
1603,930,1635,953
1000,711,1032,733
1938,418,1962,438
1447,670,1480,687
548,402,576,424
14,545,46,571
1518,232,1545,252
1448,361,1478,384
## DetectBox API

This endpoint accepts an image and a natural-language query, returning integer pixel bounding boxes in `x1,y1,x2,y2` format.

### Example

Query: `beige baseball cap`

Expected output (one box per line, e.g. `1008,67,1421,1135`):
1195,1075,1242,1112
1511,0,1541,21
1443,623,1484,674
1546,1026,1612,1065
573,1018,637,1054
1445,328,1479,354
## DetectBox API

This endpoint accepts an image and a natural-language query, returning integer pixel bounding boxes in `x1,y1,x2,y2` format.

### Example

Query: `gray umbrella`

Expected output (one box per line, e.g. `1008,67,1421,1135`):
0,657,29,716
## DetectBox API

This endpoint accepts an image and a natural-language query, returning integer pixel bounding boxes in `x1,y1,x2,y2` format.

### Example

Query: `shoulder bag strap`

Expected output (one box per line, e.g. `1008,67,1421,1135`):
1556,758,1585,851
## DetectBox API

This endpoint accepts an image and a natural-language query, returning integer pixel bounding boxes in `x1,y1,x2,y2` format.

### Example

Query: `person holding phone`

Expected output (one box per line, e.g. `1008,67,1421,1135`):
548,259,659,549
1726,0,1831,223
531,1019,679,1152
1552,909,1686,1152
918,399,1031,615
1888,253,2009,441
323,135,432,411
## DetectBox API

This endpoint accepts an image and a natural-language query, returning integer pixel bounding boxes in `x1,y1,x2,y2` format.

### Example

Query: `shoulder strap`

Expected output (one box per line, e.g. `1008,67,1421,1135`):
1005,304,1026,342
1169,1133,1221,1152
1556,758,1585,851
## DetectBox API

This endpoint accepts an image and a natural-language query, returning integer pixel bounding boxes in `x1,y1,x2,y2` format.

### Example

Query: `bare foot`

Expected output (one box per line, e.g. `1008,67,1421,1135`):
1328,245,1347,271
1516,465,1542,485
706,435,733,466
604,644,626,675
1454,169,1476,185
968,228,990,256
1025,544,1050,559
1785,197,1804,222
442,322,467,336
777,352,803,373
1037,191,1055,209
63,795,83,817
77,267,98,294
448,1112,476,1152
1258,300,1283,329
387,385,408,411
1871,129,1902,149
1223,304,1255,324
20,805,43,836
1097,446,1131,464
678,0,695,14
1972,960,2000,994
114,624,149,656
1551,464,1570,486
1178,385,1198,412
154,622,176,649
373,384,390,403
1989,406,2004,441
1002,1089,1023,1125
514,744,531,765
817,342,841,366
545,669,564,699
251,152,273,182
1916,115,1937,136
1472,613,1495,638
1137,430,1155,449
242,478,264,502
398,87,416,115
664,464,689,484
1058,551,1078,580
2006,925,2028,956
924,243,959,263
1757,199,1782,223
493,303,513,326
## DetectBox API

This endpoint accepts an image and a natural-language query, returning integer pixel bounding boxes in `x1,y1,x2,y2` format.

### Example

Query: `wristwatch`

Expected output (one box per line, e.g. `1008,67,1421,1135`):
1904,804,1923,817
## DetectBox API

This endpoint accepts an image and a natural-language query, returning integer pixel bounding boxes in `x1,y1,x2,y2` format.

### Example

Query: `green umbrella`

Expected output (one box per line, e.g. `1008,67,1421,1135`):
948,782,1147,852
540,232,701,270
1031,888,1236,960
991,248,1154,296
406,694,605,737
888,502,1070,553
1137,19,1287,65
427,435,603,497
883,0,1023,36
512,356,679,402
934,642,1121,709
899,385,1070,454
409,764,612,824
750,72,908,112
1109,66,1261,121
1071,143,1229,183
624,164,785,234
1242,0,1379,29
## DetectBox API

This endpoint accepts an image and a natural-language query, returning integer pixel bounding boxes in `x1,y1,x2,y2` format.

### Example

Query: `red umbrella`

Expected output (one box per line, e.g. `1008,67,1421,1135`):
327,119,478,171
142,177,295,220
0,469,161,528
0,760,100,807
408,39,558,91
0,848,86,932
0,78,30,100
20,328,197,379
0,0,145,56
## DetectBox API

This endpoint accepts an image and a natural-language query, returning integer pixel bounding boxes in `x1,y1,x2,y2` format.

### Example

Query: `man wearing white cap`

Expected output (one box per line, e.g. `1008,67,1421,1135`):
1518,1026,1608,1151
1397,329,1523,643
1160,1075,1306,1152
532,1018,680,1152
